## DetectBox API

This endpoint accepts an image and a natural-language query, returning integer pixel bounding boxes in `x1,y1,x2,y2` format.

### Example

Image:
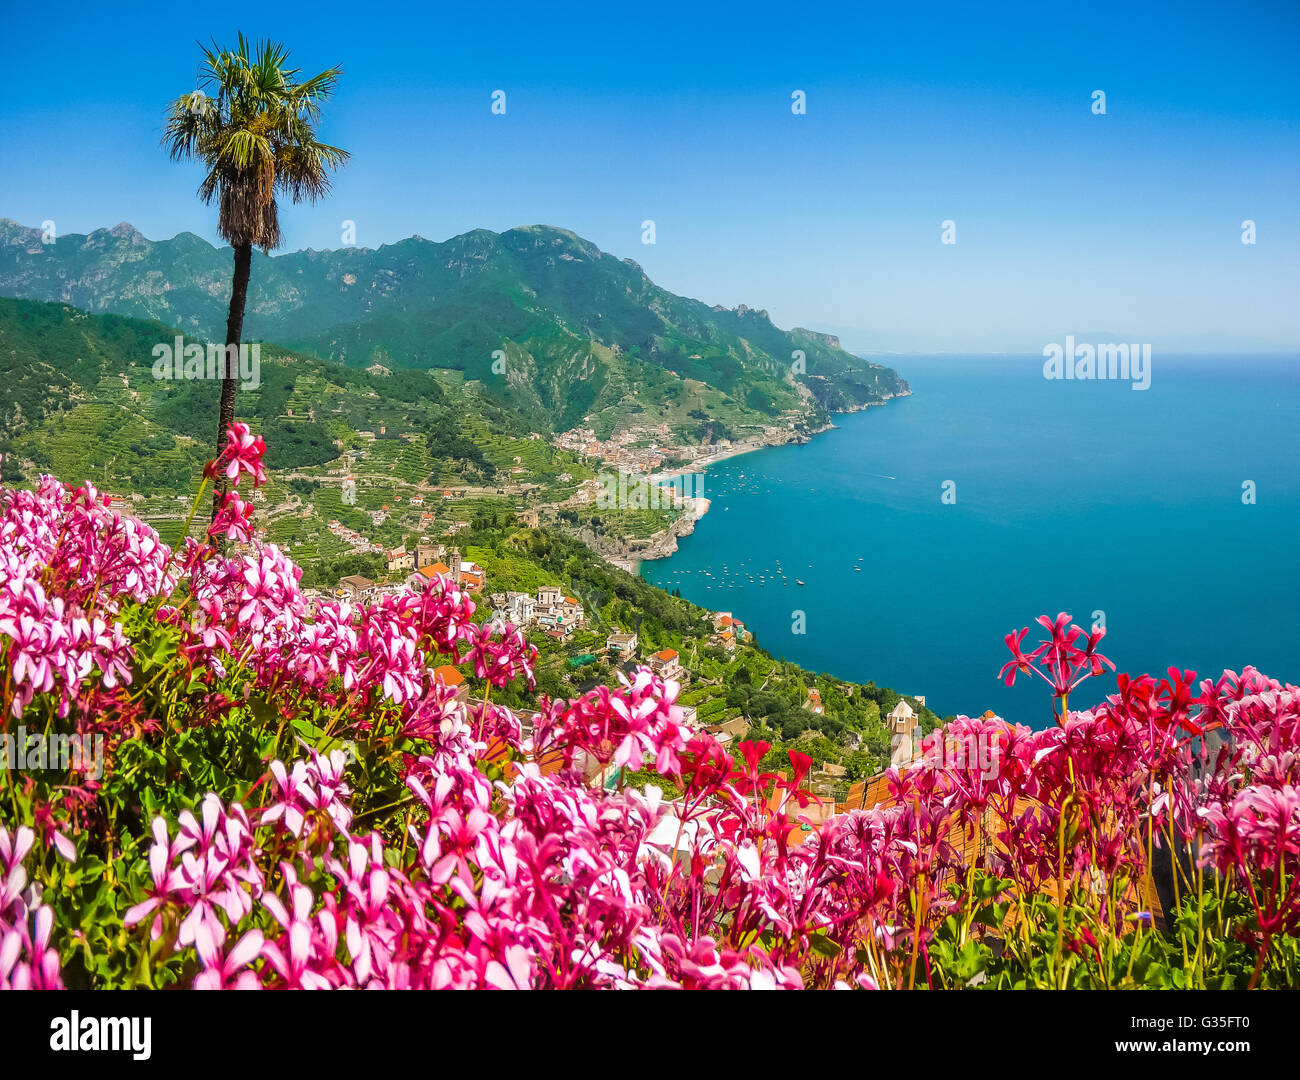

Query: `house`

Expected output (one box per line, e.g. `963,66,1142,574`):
406,564,451,593
707,715,751,742
606,631,638,657
337,575,378,602
649,648,684,682
386,547,414,574
506,591,536,626
516,507,540,528
710,627,737,653
538,609,579,638
416,542,444,568
532,584,580,635
457,560,486,592
806,688,824,715
712,612,750,643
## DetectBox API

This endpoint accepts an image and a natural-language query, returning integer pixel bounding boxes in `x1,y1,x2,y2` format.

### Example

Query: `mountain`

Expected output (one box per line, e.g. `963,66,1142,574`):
0,294,593,524
0,296,943,794
0,219,907,437
0,294,453,480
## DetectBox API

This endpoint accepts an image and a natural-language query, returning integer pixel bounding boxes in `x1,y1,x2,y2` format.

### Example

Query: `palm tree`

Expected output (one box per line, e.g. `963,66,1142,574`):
164,35,347,516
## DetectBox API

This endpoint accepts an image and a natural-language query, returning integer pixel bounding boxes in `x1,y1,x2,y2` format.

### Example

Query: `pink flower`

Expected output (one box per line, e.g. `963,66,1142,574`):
213,422,267,489
194,926,264,990
208,492,255,544
999,612,1115,720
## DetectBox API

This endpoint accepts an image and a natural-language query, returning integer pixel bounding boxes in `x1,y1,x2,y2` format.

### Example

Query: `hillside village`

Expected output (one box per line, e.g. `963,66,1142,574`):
310,525,942,812
0,294,945,850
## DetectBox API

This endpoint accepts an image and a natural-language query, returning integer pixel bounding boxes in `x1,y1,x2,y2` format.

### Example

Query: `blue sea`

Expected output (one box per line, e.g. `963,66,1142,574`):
642,354,1300,727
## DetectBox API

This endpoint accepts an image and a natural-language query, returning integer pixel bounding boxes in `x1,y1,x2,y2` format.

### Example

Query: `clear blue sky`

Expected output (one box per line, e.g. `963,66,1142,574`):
2,0,1297,351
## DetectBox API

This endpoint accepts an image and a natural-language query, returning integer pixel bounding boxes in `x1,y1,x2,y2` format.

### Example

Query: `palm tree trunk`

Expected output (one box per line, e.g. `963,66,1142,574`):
212,241,253,523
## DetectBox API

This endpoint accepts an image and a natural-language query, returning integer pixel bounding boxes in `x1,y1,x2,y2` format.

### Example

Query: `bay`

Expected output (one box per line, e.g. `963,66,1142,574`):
641,354,1300,727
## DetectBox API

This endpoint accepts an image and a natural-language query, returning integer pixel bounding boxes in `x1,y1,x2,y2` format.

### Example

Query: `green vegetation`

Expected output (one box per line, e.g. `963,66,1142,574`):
445,512,942,785
0,219,909,440
0,296,929,785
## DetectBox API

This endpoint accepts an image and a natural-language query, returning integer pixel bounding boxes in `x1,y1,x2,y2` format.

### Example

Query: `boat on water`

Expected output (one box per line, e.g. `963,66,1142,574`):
854,567,862,572
796,579,805,586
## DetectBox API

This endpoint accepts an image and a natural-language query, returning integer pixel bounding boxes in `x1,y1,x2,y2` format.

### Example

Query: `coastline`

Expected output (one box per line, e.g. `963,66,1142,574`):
623,386,913,569
661,388,912,480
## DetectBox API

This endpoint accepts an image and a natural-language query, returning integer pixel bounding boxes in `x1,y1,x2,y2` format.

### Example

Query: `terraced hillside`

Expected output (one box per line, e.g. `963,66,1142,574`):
0,297,605,554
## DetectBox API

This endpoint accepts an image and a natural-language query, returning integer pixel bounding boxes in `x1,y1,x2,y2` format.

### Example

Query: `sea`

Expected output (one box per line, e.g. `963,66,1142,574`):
641,354,1300,728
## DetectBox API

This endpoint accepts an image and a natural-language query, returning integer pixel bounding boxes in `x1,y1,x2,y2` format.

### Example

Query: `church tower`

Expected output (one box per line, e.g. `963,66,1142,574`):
888,699,917,769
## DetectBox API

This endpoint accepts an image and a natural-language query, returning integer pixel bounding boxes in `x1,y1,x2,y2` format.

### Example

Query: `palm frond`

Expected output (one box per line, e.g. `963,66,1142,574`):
164,36,347,249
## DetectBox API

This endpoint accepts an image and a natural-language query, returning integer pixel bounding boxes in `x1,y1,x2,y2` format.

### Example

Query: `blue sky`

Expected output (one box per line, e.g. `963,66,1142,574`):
1,0,1297,351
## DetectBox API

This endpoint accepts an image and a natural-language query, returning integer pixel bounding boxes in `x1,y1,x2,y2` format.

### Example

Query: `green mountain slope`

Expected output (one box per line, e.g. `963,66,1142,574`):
0,296,944,773
0,297,608,560
0,219,907,437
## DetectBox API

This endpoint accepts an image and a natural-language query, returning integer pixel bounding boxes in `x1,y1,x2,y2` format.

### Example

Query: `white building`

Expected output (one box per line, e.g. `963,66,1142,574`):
507,591,536,626
888,700,917,769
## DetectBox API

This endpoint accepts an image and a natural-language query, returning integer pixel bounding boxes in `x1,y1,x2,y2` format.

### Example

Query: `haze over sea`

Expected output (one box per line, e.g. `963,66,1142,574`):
642,354,1300,728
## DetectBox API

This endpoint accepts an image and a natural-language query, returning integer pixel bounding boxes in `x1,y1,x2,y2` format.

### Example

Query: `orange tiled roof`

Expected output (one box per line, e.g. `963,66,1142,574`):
433,665,465,687
840,771,898,814
653,648,678,662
